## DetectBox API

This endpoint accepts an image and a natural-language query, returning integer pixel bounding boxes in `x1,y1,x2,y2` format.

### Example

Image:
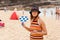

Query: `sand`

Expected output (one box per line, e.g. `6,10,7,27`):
0,10,60,40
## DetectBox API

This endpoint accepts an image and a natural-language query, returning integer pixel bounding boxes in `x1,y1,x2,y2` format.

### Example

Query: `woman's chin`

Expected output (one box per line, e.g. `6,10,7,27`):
33,16,37,17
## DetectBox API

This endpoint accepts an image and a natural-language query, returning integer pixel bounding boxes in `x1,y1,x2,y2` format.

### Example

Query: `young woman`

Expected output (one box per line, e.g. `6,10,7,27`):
22,6,47,40
56,7,60,20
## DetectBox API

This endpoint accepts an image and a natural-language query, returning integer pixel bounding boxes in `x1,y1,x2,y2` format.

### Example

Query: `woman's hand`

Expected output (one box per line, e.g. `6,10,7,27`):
31,30,43,36
36,32,43,35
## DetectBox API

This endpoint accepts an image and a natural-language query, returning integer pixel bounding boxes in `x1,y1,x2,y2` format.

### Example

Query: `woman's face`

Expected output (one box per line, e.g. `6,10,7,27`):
32,11,38,17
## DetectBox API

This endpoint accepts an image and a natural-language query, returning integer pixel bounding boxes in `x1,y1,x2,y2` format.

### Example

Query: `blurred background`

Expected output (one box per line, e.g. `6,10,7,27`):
0,0,60,40
0,0,60,10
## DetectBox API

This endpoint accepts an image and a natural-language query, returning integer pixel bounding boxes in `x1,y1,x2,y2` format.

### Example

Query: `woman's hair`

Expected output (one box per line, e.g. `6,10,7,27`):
0,20,2,21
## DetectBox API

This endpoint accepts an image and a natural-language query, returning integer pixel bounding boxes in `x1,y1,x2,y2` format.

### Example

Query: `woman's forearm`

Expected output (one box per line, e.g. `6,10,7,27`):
22,23,33,32
36,31,47,36
23,26,33,32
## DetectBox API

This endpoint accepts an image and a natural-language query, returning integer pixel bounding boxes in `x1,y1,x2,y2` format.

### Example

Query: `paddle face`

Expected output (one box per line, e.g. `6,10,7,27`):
19,16,28,23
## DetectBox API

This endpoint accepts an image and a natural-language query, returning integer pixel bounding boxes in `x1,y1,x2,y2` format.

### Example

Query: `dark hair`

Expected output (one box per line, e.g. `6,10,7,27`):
0,20,2,21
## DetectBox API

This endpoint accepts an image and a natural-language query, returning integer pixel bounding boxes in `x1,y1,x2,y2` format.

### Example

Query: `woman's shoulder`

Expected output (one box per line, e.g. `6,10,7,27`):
38,17,45,24
38,17,43,22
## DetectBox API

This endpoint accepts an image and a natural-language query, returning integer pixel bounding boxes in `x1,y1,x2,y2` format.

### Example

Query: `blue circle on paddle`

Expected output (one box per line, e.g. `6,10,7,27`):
19,16,28,23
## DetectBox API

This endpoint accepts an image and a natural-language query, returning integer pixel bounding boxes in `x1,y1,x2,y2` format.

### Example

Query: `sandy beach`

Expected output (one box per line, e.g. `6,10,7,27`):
0,10,60,40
